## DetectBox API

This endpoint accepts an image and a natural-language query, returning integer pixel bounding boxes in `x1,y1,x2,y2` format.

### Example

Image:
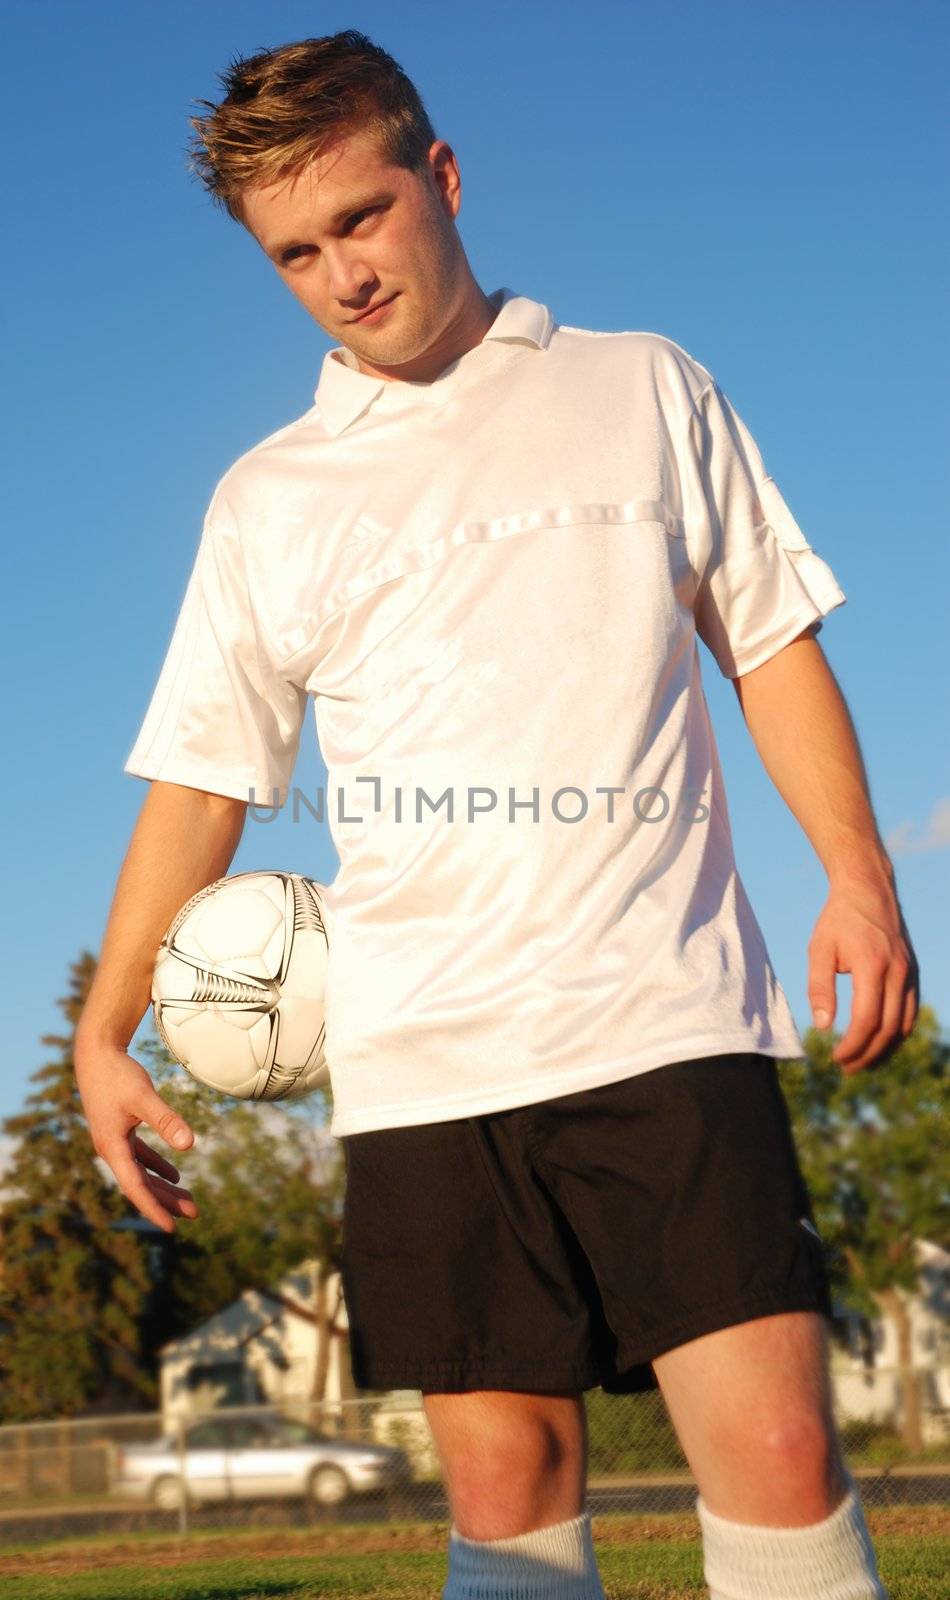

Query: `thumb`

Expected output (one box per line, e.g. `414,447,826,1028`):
809,981,837,1033
138,1084,194,1151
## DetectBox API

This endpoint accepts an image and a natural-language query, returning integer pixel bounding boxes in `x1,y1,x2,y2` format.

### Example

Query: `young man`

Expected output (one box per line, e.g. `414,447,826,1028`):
76,29,917,1600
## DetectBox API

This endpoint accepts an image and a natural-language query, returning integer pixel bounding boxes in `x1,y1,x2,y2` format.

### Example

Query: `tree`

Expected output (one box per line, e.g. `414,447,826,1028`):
139,1035,345,1390
782,1004,949,1452
0,953,153,1421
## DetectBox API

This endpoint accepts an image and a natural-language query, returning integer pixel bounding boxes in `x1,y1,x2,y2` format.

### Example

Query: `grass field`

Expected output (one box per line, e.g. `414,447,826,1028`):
1,1509,947,1599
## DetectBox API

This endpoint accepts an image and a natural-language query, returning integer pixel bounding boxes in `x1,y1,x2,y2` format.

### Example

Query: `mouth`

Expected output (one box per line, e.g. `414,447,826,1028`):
348,292,399,324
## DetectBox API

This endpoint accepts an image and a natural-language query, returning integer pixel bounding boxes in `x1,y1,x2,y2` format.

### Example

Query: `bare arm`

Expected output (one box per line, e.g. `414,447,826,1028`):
75,780,248,1230
731,629,919,1073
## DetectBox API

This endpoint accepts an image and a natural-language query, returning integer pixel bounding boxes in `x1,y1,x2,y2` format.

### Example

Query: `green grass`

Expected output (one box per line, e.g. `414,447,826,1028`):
3,1532,948,1600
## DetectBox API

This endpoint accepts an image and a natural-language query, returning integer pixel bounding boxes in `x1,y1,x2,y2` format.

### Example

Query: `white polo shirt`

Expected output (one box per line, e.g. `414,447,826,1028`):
125,287,847,1137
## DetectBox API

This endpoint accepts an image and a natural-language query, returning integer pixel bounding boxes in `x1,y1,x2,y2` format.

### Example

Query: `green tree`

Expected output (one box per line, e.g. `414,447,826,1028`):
782,1004,949,1452
0,953,153,1420
140,1035,345,1393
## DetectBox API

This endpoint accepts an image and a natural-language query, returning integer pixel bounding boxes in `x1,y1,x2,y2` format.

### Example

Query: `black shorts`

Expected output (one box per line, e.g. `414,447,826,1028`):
339,1052,834,1395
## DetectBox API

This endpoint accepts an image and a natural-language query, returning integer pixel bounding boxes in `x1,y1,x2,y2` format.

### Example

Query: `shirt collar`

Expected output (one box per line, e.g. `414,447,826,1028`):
313,287,555,438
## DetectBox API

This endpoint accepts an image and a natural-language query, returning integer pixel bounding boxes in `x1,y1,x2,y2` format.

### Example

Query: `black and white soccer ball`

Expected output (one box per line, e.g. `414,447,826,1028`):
151,871,330,1100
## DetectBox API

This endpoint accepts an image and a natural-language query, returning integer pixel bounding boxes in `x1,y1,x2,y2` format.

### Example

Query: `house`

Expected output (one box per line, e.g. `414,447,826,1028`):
827,1238,950,1443
160,1259,357,1423
159,1258,441,1474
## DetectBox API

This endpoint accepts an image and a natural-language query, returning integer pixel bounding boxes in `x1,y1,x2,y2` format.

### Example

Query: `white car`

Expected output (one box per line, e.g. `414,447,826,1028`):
113,1413,409,1509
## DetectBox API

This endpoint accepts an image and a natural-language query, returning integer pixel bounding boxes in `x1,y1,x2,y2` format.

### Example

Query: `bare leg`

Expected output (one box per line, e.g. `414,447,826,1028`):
652,1309,850,1524
422,1388,588,1540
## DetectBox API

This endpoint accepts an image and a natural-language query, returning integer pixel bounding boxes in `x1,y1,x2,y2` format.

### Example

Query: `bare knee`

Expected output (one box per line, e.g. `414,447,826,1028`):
760,1410,846,1495
422,1390,585,1539
704,1410,847,1525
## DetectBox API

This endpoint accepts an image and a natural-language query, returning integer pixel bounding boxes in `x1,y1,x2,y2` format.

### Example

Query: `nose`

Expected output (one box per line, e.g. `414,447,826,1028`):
323,249,379,311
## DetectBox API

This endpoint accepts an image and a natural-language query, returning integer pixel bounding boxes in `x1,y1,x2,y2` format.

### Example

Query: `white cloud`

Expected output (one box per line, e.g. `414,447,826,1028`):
884,796,950,857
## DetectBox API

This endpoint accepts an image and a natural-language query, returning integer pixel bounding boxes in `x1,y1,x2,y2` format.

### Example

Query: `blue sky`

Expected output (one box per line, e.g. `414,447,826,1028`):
4,0,947,1128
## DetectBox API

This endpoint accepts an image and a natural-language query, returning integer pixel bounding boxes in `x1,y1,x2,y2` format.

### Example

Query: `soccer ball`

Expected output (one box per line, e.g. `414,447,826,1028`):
151,871,330,1101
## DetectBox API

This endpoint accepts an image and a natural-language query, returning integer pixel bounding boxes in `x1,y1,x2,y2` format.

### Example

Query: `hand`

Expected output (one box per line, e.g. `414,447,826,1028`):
807,872,919,1074
75,1042,200,1232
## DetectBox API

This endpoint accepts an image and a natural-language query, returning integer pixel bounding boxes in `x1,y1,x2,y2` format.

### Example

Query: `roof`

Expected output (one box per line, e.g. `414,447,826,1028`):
159,1260,344,1357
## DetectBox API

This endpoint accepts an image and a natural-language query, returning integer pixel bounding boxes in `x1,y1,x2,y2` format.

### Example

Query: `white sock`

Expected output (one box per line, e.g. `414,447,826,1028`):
696,1471,889,1599
442,1508,606,1598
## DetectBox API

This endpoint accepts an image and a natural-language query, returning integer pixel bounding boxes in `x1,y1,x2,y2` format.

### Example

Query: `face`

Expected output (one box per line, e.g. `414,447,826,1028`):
241,128,472,379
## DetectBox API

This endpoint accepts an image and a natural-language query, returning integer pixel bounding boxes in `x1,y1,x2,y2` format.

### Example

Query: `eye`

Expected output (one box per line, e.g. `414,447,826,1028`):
349,207,383,232
280,208,381,266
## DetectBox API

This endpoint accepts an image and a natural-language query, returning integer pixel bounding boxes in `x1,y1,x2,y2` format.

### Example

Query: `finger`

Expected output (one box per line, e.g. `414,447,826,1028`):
106,1139,176,1233
848,959,910,1072
143,1172,200,1218
136,1084,195,1152
129,1132,198,1214
898,942,920,1040
842,1026,896,1075
833,960,885,1066
136,1159,195,1203
901,982,918,1037
876,958,912,1058
807,944,837,1032
131,1134,180,1183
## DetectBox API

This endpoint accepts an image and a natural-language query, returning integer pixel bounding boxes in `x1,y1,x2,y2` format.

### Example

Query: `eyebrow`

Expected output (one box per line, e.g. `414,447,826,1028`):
264,193,393,260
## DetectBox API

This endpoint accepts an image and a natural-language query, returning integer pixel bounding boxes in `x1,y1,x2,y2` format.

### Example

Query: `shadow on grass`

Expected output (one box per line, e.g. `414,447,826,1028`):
173,1587,308,1600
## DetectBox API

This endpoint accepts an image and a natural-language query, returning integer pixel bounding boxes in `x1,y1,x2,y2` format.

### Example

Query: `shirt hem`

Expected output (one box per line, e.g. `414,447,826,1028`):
123,760,286,808
328,1030,806,1136
724,592,846,679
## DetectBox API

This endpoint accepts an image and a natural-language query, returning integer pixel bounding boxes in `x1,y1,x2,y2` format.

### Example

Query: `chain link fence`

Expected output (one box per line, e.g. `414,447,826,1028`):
0,1367,946,1546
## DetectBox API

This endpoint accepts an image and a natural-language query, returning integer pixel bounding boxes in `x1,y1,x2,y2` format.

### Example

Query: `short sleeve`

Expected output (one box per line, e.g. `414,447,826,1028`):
680,377,847,678
123,499,307,808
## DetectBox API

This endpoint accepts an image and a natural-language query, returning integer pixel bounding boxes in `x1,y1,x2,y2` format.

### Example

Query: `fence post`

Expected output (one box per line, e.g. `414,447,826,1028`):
16,1427,29,1500
58,1420,71,1500
176,1415,188,1538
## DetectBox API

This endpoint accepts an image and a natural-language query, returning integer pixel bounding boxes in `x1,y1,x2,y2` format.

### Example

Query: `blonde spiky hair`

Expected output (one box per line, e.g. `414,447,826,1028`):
186,29,439,225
